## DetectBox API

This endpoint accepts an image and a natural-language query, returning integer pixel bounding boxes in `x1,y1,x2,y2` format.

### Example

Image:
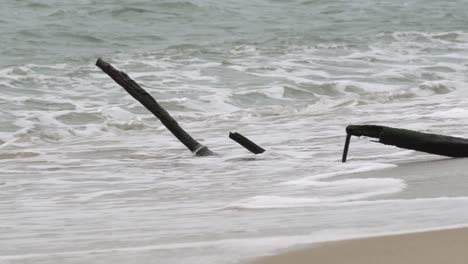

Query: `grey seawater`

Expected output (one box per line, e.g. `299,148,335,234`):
2,0,468,263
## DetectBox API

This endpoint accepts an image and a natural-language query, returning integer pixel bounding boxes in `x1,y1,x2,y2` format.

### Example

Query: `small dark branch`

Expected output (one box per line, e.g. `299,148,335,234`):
95,57,215,156
342,134,351,163
229,132,265,154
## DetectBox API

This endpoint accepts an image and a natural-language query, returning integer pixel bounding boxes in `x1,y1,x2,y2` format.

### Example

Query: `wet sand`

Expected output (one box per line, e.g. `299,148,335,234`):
249,226,468,264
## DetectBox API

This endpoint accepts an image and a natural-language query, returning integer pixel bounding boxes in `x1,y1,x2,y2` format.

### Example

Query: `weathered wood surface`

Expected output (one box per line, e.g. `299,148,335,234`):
229,132,265,154
96,57,215,156
343,125,468,162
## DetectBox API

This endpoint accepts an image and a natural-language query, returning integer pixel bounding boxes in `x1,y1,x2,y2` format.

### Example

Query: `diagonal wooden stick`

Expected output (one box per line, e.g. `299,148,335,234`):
96,57,215,156
229,132,265,154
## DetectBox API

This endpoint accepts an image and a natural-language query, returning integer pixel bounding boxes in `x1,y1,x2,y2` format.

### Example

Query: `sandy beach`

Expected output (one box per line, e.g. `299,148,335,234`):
249,226,468,264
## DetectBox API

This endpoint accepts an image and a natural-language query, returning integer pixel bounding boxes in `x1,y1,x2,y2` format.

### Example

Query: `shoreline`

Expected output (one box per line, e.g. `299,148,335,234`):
247,226,468,264
243,157,468,264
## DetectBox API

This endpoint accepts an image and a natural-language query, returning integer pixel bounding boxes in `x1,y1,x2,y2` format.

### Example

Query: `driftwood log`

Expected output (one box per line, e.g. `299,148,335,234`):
342,125,468,162
96,57,215,156
229,132,265,154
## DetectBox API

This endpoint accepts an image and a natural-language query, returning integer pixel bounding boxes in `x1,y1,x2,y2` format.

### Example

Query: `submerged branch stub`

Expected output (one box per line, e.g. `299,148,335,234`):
342,134,352,162
95,57,215,156
229,132,265,154
342,124,468,162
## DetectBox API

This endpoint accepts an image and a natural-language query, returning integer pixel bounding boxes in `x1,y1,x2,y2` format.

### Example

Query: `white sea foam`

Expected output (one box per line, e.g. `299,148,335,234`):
226,195,468,210
282,163,397,183
427,108,468,119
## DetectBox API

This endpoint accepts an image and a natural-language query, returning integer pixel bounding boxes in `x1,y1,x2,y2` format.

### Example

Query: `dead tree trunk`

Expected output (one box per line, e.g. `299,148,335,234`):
342,125,468,162
96,57,214,156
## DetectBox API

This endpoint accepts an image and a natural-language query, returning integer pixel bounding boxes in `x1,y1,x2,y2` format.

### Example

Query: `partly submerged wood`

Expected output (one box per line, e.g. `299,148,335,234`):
229,132,265,154
342,125,468,162
96,57,214,156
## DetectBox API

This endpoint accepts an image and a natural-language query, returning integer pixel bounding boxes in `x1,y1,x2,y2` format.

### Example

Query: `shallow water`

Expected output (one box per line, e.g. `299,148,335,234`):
2,0,468,263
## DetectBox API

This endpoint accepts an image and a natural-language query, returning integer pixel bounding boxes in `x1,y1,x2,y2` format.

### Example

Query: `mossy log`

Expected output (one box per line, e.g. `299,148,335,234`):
342,125,468,162
96,57,215,156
